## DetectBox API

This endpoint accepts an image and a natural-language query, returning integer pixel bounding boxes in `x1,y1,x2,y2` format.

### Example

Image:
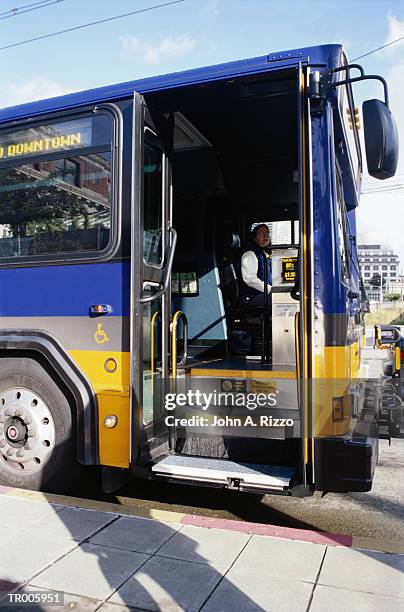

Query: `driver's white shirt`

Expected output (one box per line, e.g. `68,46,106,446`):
241,251,272,294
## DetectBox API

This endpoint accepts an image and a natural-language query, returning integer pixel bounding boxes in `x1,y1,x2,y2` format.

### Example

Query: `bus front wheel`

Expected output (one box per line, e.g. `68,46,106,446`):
0,357,79,492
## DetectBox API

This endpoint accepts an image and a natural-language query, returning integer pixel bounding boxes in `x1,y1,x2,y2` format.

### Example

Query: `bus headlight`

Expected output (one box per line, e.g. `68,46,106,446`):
104,414,118,429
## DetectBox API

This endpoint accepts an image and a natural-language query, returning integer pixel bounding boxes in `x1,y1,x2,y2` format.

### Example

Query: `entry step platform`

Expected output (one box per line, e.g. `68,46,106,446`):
151,455,295,492
190,358,296,379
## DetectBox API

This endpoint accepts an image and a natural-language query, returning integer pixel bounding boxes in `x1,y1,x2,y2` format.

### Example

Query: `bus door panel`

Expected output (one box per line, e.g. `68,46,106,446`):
298,64,314,486
131,93,174,464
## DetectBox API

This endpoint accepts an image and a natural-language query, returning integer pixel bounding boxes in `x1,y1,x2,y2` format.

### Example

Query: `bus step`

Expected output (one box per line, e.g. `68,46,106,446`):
151,455,295,492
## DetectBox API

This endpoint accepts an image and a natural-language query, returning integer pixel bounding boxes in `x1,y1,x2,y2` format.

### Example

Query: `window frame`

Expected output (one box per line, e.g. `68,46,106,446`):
142,125,165,270
335,163,351,286
0,104,121,268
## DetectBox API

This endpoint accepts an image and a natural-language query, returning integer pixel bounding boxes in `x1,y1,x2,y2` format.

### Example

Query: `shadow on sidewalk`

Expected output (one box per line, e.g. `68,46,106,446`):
0,486,265,611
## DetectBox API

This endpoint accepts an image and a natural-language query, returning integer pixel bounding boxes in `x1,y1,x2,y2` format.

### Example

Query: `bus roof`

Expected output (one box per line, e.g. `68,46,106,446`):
0,43,343,124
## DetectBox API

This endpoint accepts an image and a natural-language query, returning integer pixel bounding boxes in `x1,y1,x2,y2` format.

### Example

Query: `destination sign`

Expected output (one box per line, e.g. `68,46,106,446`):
0,115,112,163
0,133,82,160
281,256,298,283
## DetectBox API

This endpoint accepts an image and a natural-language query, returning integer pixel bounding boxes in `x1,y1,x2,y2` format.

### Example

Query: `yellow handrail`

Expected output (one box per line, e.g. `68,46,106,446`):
171,310,183,380
294,310,301,401
150,310,160,378
171,310,188,380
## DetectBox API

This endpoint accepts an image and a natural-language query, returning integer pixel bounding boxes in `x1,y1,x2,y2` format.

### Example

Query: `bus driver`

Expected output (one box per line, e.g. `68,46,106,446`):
240,223,272,307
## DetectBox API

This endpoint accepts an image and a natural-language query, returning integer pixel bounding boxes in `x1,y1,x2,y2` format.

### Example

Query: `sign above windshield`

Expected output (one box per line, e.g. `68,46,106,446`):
0,114,112,163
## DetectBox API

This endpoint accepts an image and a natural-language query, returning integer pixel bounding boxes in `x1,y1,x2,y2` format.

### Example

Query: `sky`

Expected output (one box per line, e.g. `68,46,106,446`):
0,0,403,266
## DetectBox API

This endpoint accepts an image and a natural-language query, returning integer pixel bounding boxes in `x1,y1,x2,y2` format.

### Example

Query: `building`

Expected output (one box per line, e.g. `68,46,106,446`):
358,244,400,301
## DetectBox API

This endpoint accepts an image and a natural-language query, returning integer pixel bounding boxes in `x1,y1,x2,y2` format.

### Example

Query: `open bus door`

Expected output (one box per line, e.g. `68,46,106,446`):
130,62,313,491
130,92,175,465
297,63,314,494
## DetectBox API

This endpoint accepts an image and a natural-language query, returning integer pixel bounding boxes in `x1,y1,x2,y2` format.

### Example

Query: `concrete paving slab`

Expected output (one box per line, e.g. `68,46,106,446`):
201,568,313,612
110,555,225,612
31,543,149,601
0,526,18,543
8,585,102,612
318,546,404,599
22,506,118,542
0,532,77,584
90,515,182,554
231,534,326,583
310,584,404,611
156,524,250,569
98,604,135,612
0,496,61,532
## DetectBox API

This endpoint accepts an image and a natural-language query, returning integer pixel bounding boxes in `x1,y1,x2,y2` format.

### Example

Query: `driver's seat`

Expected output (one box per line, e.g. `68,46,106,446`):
219,231,241,318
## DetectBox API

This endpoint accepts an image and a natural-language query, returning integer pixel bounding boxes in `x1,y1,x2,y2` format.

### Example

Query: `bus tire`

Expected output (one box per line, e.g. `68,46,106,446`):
0,357,80,492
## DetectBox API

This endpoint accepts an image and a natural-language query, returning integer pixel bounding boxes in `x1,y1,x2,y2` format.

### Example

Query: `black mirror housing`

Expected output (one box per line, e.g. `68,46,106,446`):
363,99,399,180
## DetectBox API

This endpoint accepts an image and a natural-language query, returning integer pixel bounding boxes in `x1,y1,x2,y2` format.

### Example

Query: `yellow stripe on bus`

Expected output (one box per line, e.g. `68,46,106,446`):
69,350,131,469
97,390,130,468
313,342,361,437
69,350,130,394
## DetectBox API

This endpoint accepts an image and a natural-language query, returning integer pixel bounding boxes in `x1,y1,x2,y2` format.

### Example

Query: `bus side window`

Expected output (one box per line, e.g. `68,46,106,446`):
0,113,114,262
335,168,351,284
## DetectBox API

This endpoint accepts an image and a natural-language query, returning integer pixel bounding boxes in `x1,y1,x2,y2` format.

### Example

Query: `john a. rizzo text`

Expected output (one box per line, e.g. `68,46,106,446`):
165,415,294,427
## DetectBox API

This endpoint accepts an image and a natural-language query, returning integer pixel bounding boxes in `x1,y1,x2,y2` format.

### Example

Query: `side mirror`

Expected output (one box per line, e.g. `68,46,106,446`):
362,99,399,180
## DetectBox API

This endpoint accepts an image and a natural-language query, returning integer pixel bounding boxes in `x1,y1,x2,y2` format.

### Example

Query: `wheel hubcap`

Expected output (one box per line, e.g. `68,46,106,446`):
0,388,56,473
6,420,26,444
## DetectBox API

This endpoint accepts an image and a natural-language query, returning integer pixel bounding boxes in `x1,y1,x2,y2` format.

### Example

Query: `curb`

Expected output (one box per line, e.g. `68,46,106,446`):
1,485,403,554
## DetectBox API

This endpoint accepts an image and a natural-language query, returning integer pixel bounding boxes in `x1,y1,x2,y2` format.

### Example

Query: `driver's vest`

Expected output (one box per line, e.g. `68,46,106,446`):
240,245,272,299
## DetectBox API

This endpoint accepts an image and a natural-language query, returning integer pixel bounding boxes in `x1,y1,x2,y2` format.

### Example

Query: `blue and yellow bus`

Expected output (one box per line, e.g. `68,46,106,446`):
0,44,398,495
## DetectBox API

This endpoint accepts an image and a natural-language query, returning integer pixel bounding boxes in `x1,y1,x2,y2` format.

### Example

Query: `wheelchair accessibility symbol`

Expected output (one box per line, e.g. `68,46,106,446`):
95,323,109,344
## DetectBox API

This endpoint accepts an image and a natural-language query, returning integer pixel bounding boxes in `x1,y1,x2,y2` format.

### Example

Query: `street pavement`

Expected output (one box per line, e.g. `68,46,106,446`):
0,492,403,611
88,347,403,543
94,436,403,543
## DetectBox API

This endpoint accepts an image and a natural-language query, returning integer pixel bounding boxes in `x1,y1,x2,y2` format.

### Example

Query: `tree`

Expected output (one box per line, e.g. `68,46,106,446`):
0,165,92,256
370,273,387,290
384,293,401,302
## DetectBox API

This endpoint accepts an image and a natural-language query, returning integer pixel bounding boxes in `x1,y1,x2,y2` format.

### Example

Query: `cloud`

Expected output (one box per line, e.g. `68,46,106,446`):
384,14,404,55
0,77,71,108
201,0,220,20
120,35,195,65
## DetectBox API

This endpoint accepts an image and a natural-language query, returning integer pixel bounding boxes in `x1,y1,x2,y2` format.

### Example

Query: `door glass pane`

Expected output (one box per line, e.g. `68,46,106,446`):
142,298,163,424
143,128,163,266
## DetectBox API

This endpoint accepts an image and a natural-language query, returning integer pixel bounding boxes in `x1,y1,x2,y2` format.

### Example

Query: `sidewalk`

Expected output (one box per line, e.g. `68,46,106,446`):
0,488,403,611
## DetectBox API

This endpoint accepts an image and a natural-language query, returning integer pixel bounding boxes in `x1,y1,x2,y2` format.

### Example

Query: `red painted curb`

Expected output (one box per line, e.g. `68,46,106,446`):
182,514,353,547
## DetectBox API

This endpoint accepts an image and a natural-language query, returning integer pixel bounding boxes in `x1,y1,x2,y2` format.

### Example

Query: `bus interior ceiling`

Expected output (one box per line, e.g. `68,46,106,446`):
146,70,302,468
148,68,299,362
